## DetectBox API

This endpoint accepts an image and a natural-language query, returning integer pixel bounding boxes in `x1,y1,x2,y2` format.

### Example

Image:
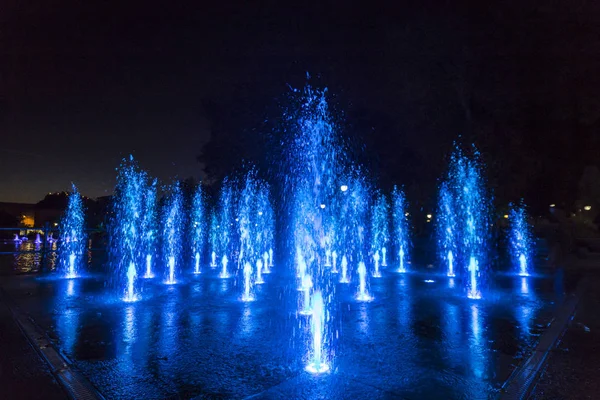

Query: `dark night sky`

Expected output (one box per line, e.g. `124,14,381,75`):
2,1,600,205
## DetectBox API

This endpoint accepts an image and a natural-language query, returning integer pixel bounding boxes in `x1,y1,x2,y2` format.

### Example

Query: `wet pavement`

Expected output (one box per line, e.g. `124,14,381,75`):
0,262,562,400
530,271,600,400
0,291,66,399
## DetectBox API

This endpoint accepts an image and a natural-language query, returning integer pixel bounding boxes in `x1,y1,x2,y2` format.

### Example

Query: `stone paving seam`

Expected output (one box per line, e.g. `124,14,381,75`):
0,286,107,400
497,278,585,400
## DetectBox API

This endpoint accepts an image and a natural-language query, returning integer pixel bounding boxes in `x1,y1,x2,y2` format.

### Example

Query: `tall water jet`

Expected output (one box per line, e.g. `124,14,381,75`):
141,179,158,278
209,213,218,267
381,247,387,267
509,202,533,276
191,184,206,274
373,251,381,277
124,262,138,302
109,157,152,300
262,252,270,274
299,275,313,315
370,192,389,277
58,184,86,278
306,291,329,373
162,183,185,285
269,248,274,267
331,250,338,273
437,182,458,277
217,179,235,267
241,261,253,301
256,259,264,284
220,255,230,278
392,186,411,273
356,261,372,301
255,182,275,271
287,84,341,372
442,146,491,298
340,255,349,283
467,256,481,299
238,170,260,277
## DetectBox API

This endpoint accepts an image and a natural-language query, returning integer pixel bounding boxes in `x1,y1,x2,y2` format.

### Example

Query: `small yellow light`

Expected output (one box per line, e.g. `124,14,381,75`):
404,212,409,217
426,214,432,219
426,219,431,223
550,204,556,208
503,214,509,219
584,205,592,211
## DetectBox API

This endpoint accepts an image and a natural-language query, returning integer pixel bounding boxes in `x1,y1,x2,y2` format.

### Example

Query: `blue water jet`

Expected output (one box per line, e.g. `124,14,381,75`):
306,291,329,373
509,201,534,276
370,192,390,277
162,183,185,285
141,179,158,278
58,184,86,278
191,184,206,275
241,261,253,301
441,147,492,298
392,186,411,273
437,182,458,277
109,157,152,301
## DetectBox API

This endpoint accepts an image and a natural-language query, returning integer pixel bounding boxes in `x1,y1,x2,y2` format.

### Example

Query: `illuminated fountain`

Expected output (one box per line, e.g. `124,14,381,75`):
305,291,329,373
162,183,185,285
209,213,218,267
191,184,206,275
441,147,491,299
108,157,149,299
217,255,228,279
509,202,533,276
373,251,381,277
254,182,275,273
255,259,264,284
124,262,138,302
262,252,270,274
381,247,387,267
437,182,457,277
299,274,313,315
215,179,235,274
141,179,157,278
467,256,481,299
237,171,259,281
356,261,372,301
370,192,389,277
34,234,42,244
392,186,410,273
58,184,86,278
331,250,338,273
288,85,340,372
340,255,349,283
241,261,253,301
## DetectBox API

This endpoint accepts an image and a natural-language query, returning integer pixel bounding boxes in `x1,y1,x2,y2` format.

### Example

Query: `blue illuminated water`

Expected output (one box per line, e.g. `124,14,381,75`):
109,157,151,300
191,183,206,275
392,186,411,274
439,147,492,298
141,179,158,279
370,192,390,278
509,202,534,276
437,182,458,277
162,182,185,285
57,184,86,278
